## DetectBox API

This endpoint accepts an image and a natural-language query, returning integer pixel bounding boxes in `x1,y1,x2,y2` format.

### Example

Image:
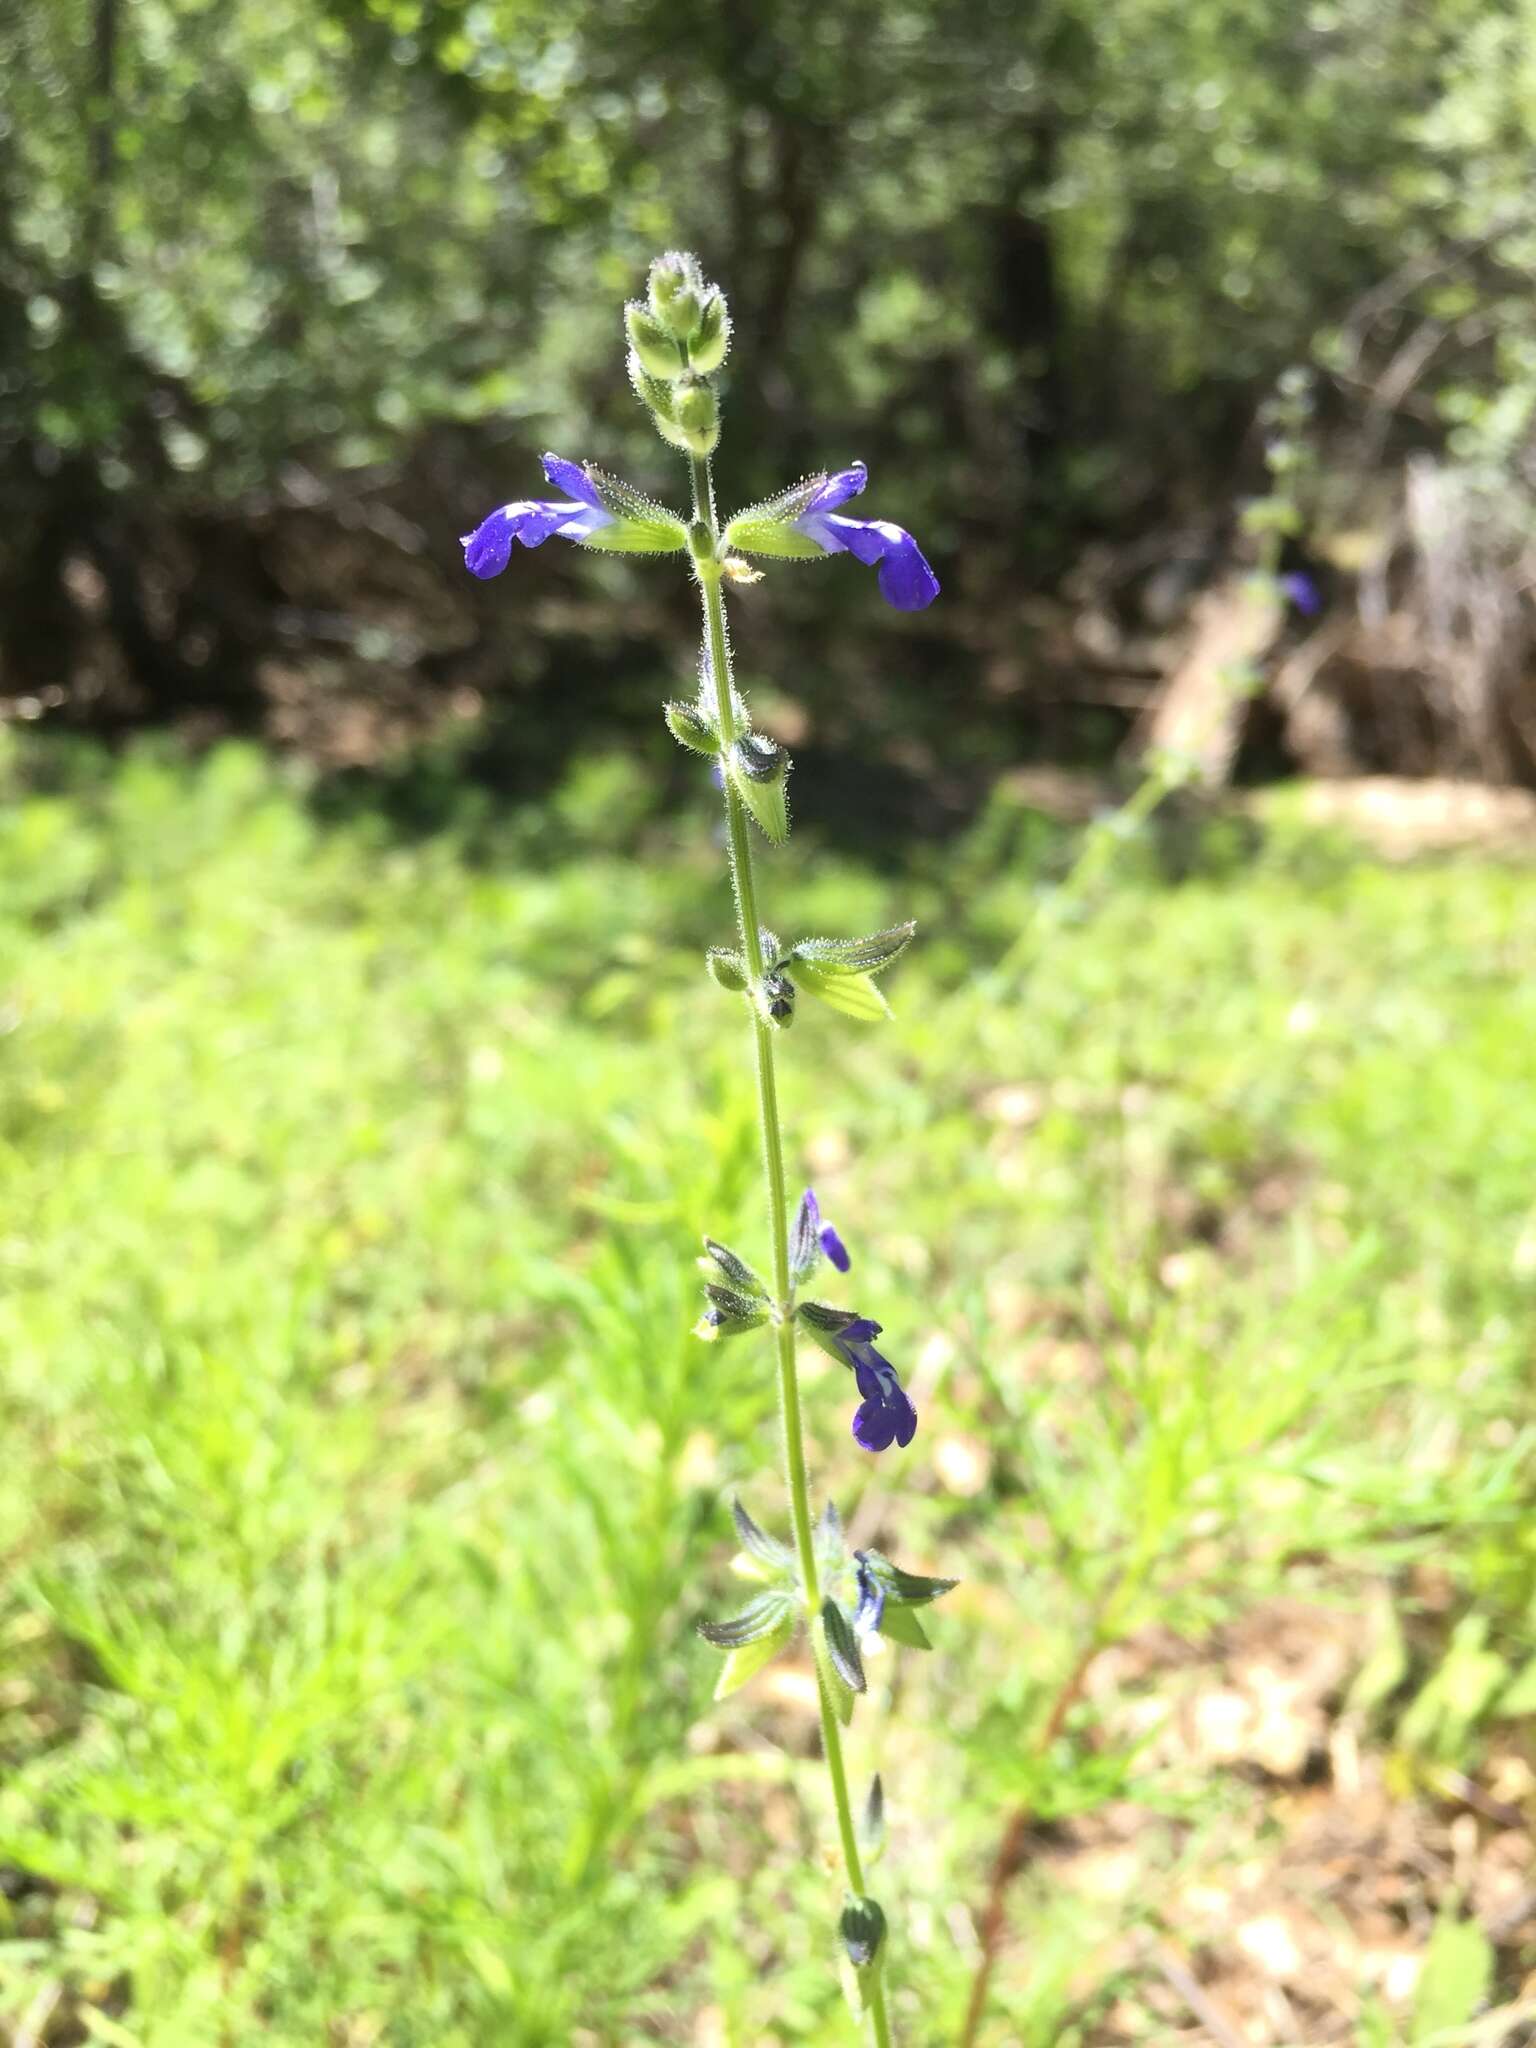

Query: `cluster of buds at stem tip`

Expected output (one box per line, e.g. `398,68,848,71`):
627,252,731,457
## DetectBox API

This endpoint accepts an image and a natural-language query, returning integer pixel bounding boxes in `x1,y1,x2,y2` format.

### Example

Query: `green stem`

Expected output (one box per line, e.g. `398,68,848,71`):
691,454,893,2048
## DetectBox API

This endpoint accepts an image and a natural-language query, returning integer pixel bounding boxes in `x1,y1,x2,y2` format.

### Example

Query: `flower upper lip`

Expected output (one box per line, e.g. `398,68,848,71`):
789,464,940,612
799,1187,851,1275
459,453,617,579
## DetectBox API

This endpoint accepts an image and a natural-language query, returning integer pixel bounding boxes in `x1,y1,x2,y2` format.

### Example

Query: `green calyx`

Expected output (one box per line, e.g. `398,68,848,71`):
779,922,918,1023
664,699,718,755
705,946,748,994
625,301,686,380
674,379,720,456
577,467,689,554
728,735,790,844
692,1283,770,1342
722,475,831,560
696,1588,796,1701
839,1894,887,1970
699,1237,768,1300
688,290,731,374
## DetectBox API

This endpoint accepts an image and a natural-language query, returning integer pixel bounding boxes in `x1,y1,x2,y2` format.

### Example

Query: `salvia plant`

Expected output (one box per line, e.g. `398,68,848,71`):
462,252,953,2041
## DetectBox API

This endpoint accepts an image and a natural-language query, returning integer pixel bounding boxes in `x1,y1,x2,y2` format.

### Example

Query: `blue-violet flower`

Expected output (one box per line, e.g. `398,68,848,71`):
853,1555,886,1639
462,454,612,578
799,1187,851,1273
792,463,940,613
1278,569,1321,616
836,1316,918,1453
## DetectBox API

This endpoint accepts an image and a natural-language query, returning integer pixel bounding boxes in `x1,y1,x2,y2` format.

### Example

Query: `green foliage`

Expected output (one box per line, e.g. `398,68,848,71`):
0,736,1533,2042
1411,1906,1494,2044
8,0,1535,554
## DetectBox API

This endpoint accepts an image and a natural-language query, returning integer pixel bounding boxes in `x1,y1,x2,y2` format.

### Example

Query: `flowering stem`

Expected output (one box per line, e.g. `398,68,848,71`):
691,454,894,2048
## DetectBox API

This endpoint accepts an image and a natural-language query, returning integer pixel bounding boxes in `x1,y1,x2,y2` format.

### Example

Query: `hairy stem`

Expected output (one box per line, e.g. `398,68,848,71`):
691,454,893,2048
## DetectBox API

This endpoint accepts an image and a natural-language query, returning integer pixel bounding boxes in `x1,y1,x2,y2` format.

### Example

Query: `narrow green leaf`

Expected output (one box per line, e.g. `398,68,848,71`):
793,961,890,1022
698,1591,793,1649
714,1613,795,1700
1411,1906,1492,2043
820,1598,866,1694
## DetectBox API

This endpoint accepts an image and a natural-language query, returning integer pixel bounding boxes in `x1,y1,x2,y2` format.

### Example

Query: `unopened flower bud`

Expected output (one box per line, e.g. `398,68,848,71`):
625,302,685,380
664,699,718,754
628,352,677,423
675,378,720,456
688,289,731,373
648,250,705,337
628,351,698,452
729,733,789,843
839,1895,887,1970
705,947,749,993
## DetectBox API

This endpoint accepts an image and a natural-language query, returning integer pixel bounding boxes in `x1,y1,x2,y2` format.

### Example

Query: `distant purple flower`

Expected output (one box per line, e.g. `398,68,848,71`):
834,1316,918,1453
853,1555,886,1638
799,1187,850,1273
792,463,940,612
461,454,612,578
1278,570,1321,616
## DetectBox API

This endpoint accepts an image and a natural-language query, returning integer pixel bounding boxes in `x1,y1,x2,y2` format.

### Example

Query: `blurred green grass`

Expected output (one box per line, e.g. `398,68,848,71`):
1,738,1533,2046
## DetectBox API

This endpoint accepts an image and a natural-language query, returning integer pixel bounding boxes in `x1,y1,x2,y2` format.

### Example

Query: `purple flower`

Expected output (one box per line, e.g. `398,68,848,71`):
835,1317,917,1453
792,463,940,612
853,1556,886,1639
799,1187,850,1273
461,454,612,578
1278,570,1321,616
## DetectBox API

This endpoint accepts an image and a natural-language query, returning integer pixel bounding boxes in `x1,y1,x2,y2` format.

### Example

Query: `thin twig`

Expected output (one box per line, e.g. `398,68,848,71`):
14,1979,62,2048
955,1635,1104,2048
1152,1942,1249,2048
